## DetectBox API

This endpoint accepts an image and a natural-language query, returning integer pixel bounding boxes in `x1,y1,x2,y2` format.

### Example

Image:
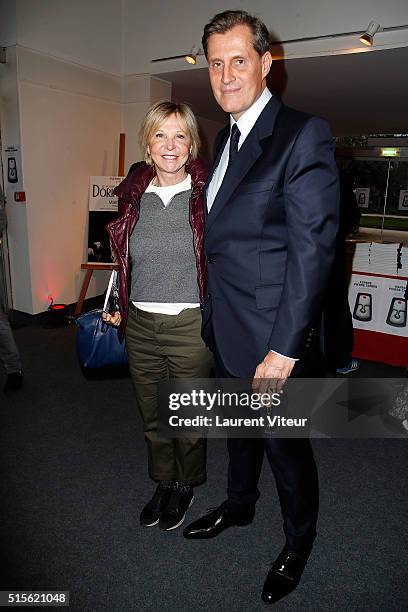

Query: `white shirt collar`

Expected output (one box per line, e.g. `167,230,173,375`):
230,87,272,146
145,174,191,207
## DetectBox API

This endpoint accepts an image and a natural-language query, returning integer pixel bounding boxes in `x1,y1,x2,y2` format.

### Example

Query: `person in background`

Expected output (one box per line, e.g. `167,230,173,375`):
323,169,361,374
0,198,23,392
104,101,213,531
389,281,408,433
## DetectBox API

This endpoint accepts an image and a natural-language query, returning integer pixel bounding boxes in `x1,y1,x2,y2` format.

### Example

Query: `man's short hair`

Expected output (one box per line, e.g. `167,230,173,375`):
202,10,270,58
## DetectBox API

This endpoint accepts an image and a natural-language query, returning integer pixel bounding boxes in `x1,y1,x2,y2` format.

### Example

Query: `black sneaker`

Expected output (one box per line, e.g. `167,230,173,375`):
140,484,172,527
159,488,194,531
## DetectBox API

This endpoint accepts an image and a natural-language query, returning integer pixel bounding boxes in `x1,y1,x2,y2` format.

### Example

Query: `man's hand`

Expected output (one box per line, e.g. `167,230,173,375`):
252,351,296,394
102,311,122,326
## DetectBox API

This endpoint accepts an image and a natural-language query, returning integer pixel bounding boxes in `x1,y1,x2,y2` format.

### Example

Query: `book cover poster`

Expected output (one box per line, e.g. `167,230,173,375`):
88,176,122,262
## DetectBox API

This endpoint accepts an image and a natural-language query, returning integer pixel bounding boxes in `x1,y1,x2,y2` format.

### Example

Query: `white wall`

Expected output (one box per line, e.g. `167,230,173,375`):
124,0,408,74
0,2,127,313
1,46,122,314
15,0,123,75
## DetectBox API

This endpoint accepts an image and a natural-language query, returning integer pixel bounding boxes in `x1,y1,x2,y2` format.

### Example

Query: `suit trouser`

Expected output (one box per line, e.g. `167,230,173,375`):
214,344,320,554
0,308,22,374
125,305,213,485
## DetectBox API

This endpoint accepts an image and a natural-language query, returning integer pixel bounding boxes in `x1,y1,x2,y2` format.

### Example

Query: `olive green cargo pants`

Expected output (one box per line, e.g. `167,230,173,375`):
125,305,213,485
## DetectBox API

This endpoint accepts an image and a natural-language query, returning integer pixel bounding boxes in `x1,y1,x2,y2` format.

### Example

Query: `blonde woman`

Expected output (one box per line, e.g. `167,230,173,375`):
105,101,213,531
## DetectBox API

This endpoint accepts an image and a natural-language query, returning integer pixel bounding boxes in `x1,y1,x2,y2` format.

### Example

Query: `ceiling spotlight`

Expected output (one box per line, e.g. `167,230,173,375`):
152,45,203,64
359,21,381,46
185,45,200,65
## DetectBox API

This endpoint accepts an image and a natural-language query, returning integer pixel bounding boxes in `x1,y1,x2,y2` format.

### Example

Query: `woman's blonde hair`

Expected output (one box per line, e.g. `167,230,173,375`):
139,100,200,165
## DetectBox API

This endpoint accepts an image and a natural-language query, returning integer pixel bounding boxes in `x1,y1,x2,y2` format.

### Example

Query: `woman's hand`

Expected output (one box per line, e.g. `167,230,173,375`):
102,311,122,326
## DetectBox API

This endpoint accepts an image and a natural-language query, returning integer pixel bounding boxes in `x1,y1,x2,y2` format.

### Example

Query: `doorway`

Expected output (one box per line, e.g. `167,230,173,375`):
0,120,12,311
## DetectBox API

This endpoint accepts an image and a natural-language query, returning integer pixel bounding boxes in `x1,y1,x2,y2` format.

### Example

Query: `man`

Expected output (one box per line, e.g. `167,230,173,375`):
183,10,339,605
0,199,23,392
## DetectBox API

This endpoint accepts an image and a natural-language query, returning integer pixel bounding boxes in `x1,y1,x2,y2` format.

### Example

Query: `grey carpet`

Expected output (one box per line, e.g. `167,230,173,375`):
0,324,407,611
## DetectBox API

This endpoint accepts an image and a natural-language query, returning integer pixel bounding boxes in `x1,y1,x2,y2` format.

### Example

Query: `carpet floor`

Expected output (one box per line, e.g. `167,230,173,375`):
0,323,407,611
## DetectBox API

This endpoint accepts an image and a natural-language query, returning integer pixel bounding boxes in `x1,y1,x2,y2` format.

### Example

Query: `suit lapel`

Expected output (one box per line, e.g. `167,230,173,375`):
205,95,282,234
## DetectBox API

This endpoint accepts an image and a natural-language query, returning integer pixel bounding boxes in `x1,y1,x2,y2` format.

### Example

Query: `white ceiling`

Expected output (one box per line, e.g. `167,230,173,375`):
158,46,408,136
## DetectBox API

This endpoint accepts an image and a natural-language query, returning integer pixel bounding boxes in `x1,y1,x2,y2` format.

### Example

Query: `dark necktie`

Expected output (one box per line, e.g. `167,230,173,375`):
228,124,241,167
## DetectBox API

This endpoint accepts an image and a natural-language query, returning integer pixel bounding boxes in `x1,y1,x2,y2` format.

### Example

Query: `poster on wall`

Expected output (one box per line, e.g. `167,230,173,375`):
354,188,370,209
88,176,122,263
348,273,408,337
398,190,408,211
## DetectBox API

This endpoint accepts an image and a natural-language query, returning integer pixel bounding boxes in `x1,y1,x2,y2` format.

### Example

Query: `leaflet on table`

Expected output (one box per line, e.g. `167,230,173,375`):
351,243,401,276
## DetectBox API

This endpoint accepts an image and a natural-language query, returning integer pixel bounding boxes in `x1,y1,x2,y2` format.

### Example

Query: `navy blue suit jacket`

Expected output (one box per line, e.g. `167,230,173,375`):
202,95,340,377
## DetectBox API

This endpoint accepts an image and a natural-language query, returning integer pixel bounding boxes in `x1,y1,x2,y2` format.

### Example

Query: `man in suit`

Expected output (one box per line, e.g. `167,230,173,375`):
183,10,339,605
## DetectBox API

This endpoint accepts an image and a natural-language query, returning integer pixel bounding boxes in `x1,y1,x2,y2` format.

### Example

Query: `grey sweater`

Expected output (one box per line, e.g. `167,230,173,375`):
129,189,199,303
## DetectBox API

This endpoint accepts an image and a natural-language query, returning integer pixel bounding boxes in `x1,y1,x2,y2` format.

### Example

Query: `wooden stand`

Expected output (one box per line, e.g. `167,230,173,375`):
74,263,119,315
75,133,125,316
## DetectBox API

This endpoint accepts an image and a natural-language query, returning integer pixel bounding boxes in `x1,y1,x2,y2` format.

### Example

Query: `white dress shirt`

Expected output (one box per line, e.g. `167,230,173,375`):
206,87,297,362
206,87,272,212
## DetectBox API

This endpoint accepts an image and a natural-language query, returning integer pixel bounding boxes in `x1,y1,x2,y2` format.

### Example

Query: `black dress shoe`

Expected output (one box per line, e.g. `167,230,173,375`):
3,371,23,393
183,503,254,539
261,547,310,604
140,484,172,527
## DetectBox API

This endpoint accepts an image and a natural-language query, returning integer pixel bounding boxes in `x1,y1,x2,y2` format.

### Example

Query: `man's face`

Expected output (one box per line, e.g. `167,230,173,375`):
207,24,272,120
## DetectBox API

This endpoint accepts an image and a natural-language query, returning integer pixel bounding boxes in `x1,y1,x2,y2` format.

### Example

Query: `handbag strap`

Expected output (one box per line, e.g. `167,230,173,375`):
103,270,116,312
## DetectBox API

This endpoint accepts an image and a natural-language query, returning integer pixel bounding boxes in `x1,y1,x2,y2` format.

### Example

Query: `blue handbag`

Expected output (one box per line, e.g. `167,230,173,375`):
76,271,128,368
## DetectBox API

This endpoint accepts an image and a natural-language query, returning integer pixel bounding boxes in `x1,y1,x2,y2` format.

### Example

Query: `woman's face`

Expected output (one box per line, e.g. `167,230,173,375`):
148,113,192,179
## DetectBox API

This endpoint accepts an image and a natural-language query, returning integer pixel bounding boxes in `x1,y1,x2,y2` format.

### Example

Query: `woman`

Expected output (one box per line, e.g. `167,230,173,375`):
104,101,213,531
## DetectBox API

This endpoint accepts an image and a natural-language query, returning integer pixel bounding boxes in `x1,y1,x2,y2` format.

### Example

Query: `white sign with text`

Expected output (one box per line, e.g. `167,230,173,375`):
89,176,122,212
